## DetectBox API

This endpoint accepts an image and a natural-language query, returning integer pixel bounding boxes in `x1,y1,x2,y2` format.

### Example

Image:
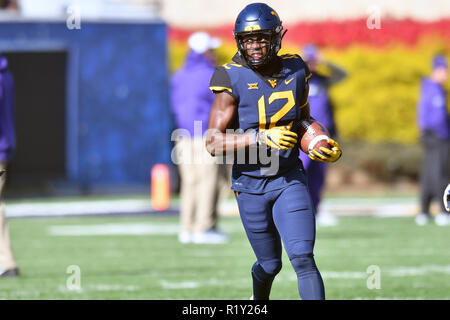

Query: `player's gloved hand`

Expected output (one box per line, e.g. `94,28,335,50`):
444,183,450,212
0,170,5,177
256,126,298,150
309,138,342,163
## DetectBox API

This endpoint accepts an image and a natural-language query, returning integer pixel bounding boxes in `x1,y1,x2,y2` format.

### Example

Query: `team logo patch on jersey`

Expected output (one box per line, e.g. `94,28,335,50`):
248,83,259,90
268,79,277,88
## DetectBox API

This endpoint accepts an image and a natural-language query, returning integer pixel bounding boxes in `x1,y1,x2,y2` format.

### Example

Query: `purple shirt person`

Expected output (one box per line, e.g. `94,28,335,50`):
415,55,450,226
417,56,450,140
170,32,229,244
299,45,347,222
171,41,219,137
0,54,16,163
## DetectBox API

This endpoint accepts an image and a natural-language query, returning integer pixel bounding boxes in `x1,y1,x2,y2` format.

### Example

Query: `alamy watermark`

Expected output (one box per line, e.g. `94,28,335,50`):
171,121,280,175
66,5,81,30
366,265,381,290
66,265,82,291
366,5,382,30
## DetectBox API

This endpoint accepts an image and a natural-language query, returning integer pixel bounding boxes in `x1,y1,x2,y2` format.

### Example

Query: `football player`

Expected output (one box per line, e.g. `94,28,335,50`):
206,3,341,300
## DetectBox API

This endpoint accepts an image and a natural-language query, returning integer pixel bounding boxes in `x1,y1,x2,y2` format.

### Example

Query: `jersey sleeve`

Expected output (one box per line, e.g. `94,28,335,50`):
281,53,312,82
297,56,311,82
304,62,312,82
293,55,311,107
209,66,234,96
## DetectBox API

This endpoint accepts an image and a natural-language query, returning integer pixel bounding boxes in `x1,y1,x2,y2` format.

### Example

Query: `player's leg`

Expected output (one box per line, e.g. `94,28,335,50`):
235,191,282,300
300,152,324,214
272,182,325,300
0,162,18,275
305,161,326,214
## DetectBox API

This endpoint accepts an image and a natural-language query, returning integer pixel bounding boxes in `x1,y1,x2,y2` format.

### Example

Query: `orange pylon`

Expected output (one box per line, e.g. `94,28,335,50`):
151,164,170,211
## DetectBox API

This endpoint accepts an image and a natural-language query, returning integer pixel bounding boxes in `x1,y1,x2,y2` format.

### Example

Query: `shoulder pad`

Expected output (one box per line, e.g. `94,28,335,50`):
280,54,301,60
222,62,243,70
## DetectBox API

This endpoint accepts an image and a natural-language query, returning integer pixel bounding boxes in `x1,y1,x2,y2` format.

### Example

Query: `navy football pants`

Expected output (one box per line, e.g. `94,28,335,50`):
300,151,327,214
234,180,325,300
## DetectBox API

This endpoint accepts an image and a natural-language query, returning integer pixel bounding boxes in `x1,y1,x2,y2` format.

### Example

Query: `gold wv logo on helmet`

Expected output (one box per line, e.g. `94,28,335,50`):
244,25,261,32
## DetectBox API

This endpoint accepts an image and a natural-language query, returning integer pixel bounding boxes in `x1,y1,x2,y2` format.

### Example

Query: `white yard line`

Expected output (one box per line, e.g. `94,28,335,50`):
57,284,139,293
5,197,420,218
280,265,450,281
160,280,201,289
5,199,157,217
49,223,180,236
385,265,450,276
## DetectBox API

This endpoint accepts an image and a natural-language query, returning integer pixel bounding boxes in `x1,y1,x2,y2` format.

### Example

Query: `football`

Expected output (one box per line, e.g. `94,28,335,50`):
298,119,331,154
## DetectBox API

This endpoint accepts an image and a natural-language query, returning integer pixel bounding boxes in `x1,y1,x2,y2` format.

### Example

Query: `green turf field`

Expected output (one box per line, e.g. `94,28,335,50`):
1,214,449,300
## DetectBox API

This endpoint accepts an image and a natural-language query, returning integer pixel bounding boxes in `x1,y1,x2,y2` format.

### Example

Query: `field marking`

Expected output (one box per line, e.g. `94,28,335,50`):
48,222,243,236
5,197,420,218
0,290,41,298
49,223,180,236
280,265,450,281
354,297,425,300
6,199,157,217
159,278,249,290
57,284,139,293
385,265,450,276
0,284,139,299
160,280,200,289
321,271,367,279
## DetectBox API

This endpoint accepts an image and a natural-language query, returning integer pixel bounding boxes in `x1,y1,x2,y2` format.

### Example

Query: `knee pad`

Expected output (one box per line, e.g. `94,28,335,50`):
290,254,318,277
252,260,282,280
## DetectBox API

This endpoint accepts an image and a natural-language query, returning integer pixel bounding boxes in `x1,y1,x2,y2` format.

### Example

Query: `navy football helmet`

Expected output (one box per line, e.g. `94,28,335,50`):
233,3,285,67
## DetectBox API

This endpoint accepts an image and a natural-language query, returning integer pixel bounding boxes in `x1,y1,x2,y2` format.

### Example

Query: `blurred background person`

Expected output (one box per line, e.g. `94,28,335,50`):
415,54,450,226
299,44,347,227
0,0,18,10
0,53,19,278
444,183,450,212
171,32,230,244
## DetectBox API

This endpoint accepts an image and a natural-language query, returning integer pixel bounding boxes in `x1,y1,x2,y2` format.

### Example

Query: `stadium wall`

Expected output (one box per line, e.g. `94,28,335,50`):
161,0,450,27
0,21,173,188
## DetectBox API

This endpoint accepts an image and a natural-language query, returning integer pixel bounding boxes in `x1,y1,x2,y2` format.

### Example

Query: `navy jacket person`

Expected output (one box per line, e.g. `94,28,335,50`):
206,3,342,300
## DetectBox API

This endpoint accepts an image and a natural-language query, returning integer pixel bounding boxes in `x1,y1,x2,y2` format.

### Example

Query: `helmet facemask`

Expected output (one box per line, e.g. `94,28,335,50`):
234,25,283,68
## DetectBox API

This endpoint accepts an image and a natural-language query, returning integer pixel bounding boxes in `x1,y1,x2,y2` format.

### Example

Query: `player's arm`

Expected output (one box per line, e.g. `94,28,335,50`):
299,82,311,122
205,92,255,156
206,92,298,155
206,62,298,155
206,66,255,156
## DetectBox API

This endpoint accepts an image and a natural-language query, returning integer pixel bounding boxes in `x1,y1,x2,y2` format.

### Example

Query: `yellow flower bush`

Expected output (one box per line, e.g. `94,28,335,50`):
169,39,450,144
